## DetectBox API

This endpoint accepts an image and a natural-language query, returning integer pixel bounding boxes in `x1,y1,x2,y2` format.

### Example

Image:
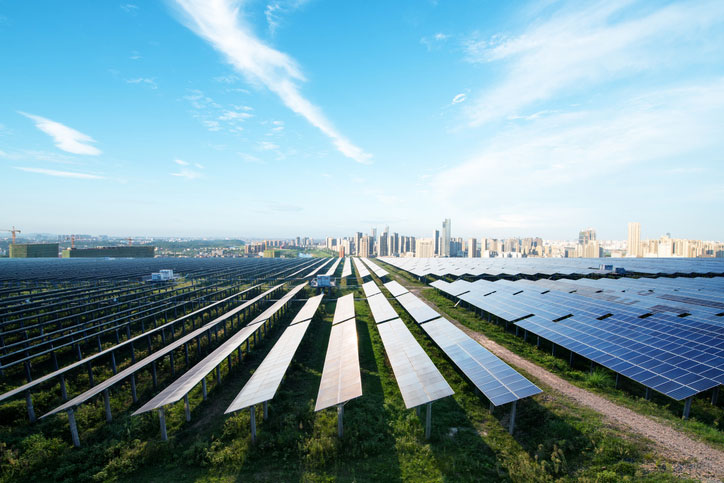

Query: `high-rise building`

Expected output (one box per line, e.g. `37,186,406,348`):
433,229,440,256
415,238,435,258
578,228,596,245
441,218,451,257
359,235,371,257
468,238,477,258
354,232,362,255
627,222,641,257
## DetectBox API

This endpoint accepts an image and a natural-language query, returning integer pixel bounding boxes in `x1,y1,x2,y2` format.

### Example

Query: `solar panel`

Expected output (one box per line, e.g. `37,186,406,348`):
366,293,399,324
226,294,323,413
315,297,362,411
353,258,370,278
129,283,308,416
362,281,381,298
384,280,409,298
333,293,355,325
395,292,440,324
376,318,454,408
43,283,287,418
421,318,542,405
341,258,352,278
361,257,389,278
325,258,342,277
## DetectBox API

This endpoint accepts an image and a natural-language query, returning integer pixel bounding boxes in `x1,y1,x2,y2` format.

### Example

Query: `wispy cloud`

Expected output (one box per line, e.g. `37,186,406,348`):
462,0,724,126
421,32,449,51
172,0,371,164
19,112,101,155
264,0,308,35
121,4,139,14
451,93,466,104
14,166,105,179
171,159,203,179
434,80,724,230
126,77,158,89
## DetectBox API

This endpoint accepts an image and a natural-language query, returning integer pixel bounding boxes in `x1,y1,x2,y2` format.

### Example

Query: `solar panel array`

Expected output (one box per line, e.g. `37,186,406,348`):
380,257,724,278
361,258,389,278
325,258,342,277
226,294,323,413
45,283,287,418
132,283,308,416
383,282,541,406
364,280,453,408
431,277,724,401
316,294,362,411
341,258,352,278
353,258,370,279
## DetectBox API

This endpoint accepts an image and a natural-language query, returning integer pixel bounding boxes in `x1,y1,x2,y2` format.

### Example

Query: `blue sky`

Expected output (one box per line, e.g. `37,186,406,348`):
1,0,723,240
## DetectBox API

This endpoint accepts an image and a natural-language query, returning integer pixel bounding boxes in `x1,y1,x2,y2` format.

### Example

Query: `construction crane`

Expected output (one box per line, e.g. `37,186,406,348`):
3,226,21,244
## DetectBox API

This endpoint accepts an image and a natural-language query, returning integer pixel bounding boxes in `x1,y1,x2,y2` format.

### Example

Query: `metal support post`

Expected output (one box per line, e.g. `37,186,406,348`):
86,361,94,386
67,409,80,447
184,394,191,422
551,344,556,357
645,387,651,400
337,404,344,438
111,351,117,374
60,374,68,401
216,365,221,383
508,400,517,435
131,373,138,403
615,373,620,389
25,391,36,423
250,406,257,444
489,402,494,414
425,403,432,440
202,378,208,400
712,387,719,405
159,408,168,441
152,361,158,388
170,352,175,377
103,389,112,422
263,401,268,420
185,343,189,367
683,397,692,420
536,336,540,348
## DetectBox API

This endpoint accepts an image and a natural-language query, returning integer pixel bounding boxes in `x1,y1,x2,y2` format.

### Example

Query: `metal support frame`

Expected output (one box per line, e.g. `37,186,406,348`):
184,394,191,422
202,378,208,400
425,403,432,440
151,361,158,388
25,391,36,423
131,373,138,402
159,408,168,441
263,401,268,420
60,374,68,401
645,387,651,400
508,400,517,435
337,403,344,438
615,373,620,389
103,389,112,422
712,387,720,406
67,409,80,447
569,352,574,367
111,351,117,374
250,406,257,444
683,397,692,420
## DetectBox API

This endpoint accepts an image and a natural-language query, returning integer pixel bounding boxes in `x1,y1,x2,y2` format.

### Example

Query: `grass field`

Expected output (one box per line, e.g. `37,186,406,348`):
0,268,695,482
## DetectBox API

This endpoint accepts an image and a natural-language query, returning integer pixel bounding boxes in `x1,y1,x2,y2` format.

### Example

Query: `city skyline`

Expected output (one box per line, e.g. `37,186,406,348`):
1,1,724,239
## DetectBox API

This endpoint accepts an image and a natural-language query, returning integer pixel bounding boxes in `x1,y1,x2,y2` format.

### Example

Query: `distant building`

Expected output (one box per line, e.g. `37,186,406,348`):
627,222,641,257
433,229,440,256
415,238,435,258
359,236,371,257
578,228,596,245
9,243,59,258
62,246,155,258
441,218,451,257
468,238,478,258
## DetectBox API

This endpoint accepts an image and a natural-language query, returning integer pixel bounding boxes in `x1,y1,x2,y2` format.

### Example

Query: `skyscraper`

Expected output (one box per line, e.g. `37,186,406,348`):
441,218,451,257
578,228,596,245
433,229,440,256
627,222,641,257
468,238,477,258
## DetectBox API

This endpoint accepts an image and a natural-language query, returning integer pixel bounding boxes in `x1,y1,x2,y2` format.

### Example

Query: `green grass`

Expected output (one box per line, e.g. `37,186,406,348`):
378,261,724,452
0,276,693,482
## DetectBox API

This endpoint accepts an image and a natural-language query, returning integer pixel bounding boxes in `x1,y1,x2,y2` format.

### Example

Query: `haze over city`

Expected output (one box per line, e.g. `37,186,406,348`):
2,0,724,240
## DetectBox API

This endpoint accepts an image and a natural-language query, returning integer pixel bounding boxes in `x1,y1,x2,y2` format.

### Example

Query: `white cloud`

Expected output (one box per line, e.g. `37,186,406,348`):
238,152,264,164
463,0,724,126
121,4,139,14
171,168,202,180
19,112,101,155
451,93,466,104
173,0,371,164
265,0,308,35
258,141,279,151
14,166,105,179
421,32,449,51
130,50,142,60
174,159,190,165
434,80,724,219
126,77,158,89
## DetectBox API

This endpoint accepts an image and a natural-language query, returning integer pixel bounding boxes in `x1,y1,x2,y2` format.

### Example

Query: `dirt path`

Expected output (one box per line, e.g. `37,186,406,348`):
406,285,724,482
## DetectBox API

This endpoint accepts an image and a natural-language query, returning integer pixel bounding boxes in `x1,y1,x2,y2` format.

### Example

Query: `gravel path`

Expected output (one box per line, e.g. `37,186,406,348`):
407,286,724,482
